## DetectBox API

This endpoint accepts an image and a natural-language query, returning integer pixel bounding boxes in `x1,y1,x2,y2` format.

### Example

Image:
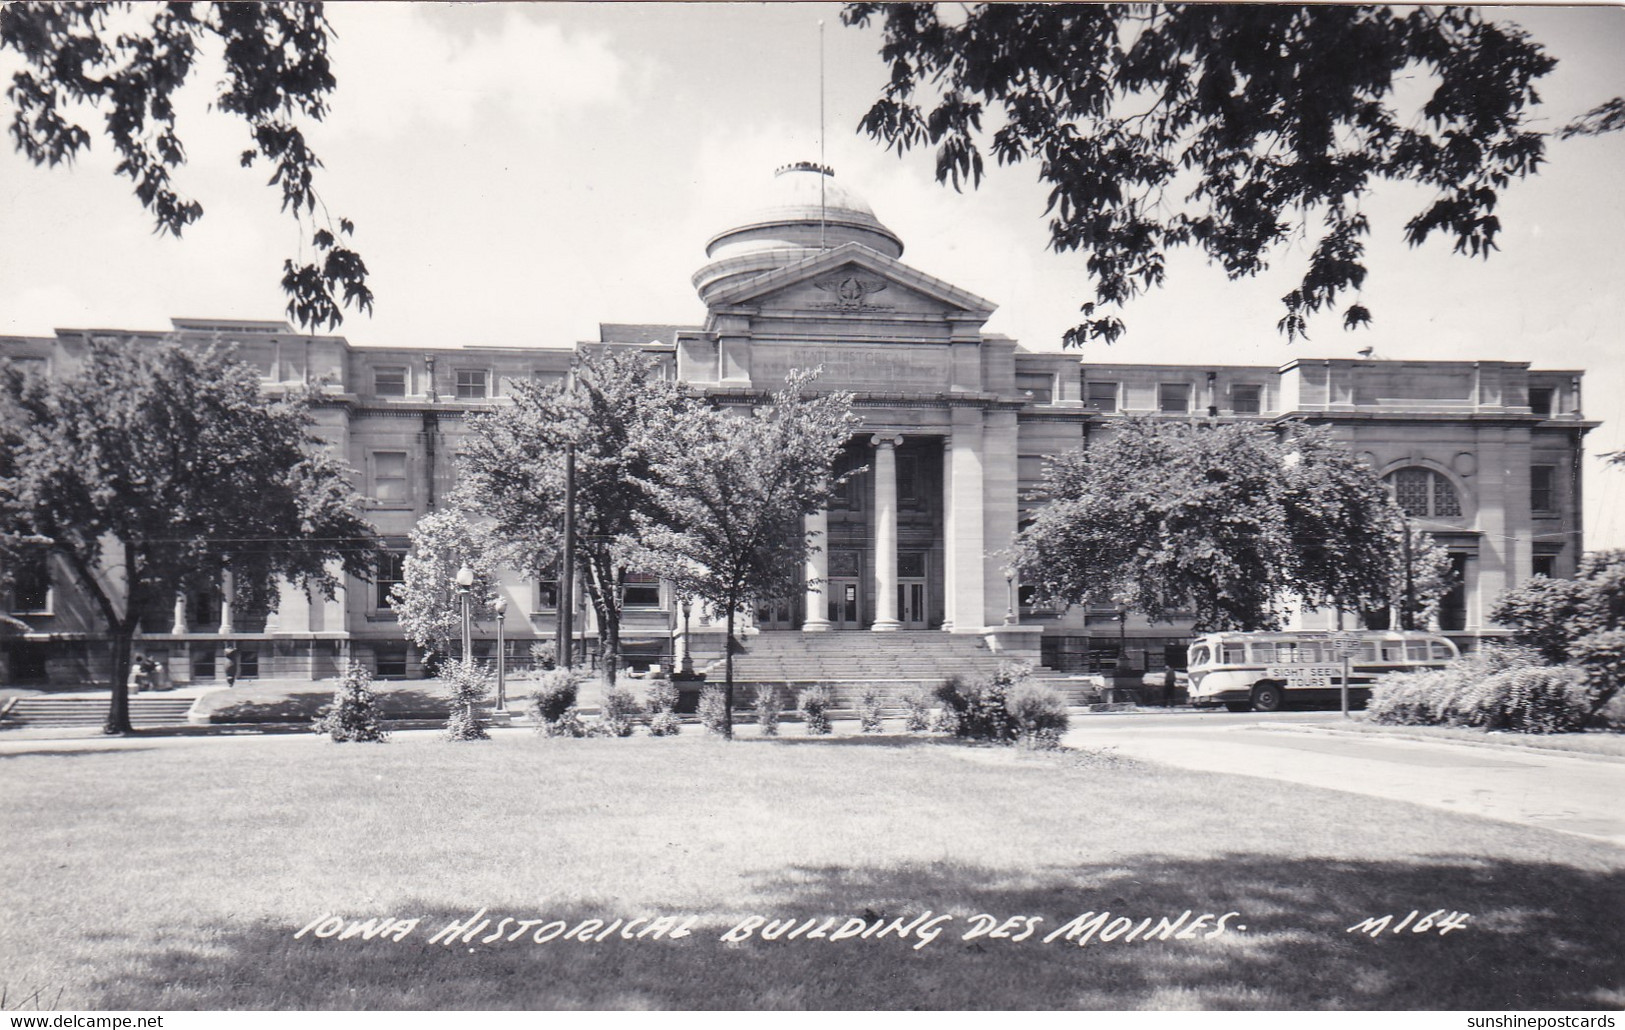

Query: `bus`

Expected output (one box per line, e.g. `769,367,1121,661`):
1185,630,1460,712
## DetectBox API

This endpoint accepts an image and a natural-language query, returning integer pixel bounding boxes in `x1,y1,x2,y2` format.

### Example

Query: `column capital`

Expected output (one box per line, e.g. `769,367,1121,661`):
869,434,903,449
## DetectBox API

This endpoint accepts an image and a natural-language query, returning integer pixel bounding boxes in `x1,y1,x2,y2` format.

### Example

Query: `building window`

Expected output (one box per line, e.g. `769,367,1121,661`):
1158,383,1191,414
376,551,405,610
1015,372,1054,404
7,552,51,613
1528,386,1555,417
1530,465,1557,513
1085,381,1118,412
1386,467,1462,518
374,366,407,396
455,369,489,399
372,451,409,503
1439,553,1469,631
622,572,661,608
191,591,219,629
1532,553,1557,578
375,644,408,679
535,564,559,611
1231,384,1263,415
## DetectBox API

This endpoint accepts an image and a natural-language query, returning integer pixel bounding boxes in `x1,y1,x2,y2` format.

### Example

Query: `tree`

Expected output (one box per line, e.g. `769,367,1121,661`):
1011,418,1420,632
1490,551,1625,719
633,371,859,739
459,350,694,685
1,2,370,331
0,339,377,733
1391,524,1455,632
388,508,500,666
843,4,1621,344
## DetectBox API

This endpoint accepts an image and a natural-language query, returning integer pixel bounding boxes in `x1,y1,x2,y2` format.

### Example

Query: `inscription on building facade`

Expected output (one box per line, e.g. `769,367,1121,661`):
752,342,951,391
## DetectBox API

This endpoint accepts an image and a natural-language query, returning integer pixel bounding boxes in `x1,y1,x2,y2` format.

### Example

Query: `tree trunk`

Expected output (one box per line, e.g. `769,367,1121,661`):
723,607,735,740
103,623,134,735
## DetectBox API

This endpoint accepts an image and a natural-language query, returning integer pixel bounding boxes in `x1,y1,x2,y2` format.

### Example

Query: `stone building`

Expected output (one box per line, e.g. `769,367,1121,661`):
0,163,1596,687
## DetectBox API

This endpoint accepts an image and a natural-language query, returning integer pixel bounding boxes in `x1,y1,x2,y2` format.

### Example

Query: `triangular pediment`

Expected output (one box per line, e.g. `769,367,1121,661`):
705,242,997,319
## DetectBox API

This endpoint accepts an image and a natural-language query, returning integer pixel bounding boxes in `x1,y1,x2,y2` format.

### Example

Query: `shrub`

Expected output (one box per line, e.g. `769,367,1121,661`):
797,684,833,735
312,662,390,743
1006,680,1070,749
1367,645,1590,733
529,668,586,737
1570,629,1625,721
754,683,780,737
697,686,728,735
645,677,681,737
596,684,640,738
899,684,933,733
529,639,558,670
857,685,886,733
951,665,1031,744
442,657,491,741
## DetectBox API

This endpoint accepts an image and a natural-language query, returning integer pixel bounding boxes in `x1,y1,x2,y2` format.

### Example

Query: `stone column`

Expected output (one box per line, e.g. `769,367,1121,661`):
946,409,986,632
802,505,832,631
170,592,188,635
871,435,902,631
941,435,955,631
216,568,235,635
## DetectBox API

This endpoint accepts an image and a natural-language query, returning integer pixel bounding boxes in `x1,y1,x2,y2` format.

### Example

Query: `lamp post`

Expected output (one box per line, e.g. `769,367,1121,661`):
455,565,474,665
678,596,693,676
1004,569,1017,626
493,594,507,714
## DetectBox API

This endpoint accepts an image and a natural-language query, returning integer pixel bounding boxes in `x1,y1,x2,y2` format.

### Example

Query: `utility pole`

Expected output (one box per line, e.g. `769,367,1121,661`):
1401,519,1415,631
558,365,576,669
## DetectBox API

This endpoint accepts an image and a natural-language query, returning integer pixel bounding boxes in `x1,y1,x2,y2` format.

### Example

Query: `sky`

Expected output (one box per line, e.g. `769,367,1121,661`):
2,2,1623,546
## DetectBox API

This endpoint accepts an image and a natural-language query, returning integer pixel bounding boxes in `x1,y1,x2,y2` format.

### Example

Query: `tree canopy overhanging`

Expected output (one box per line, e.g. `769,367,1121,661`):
1011,418,1443,632
843,3,1623,345
0,1,370,332
0,340,378,733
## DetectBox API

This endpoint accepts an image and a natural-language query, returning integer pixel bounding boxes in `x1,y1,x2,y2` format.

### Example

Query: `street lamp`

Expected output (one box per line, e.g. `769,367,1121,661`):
493,594,507,713
455,565,474,665
1004,569,1017,626
678,595,694,676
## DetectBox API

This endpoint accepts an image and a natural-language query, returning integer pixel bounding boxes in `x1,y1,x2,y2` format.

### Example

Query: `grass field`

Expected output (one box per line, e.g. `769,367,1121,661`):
1,729,1620,1011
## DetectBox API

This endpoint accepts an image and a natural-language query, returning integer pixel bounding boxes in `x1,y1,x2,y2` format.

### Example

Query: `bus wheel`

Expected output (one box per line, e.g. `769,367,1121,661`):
1251,683,1285,713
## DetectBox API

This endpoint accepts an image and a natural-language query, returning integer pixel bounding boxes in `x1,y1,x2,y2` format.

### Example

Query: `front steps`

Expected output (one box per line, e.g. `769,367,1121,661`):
0,696,196,729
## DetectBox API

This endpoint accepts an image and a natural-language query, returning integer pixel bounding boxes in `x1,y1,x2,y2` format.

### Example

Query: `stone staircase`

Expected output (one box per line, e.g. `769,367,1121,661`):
703,631,1099,706
0,696,196,729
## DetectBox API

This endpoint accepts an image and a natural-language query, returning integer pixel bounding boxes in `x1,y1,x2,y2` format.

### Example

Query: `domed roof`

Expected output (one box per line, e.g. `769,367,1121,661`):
694,162,904,304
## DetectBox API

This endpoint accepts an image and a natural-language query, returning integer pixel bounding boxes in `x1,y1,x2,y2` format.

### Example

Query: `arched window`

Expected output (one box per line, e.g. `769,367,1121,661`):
1385,467,1462,518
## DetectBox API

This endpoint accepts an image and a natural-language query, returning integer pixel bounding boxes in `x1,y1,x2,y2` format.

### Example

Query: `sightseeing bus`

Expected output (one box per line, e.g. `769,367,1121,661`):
1185,630,1460,712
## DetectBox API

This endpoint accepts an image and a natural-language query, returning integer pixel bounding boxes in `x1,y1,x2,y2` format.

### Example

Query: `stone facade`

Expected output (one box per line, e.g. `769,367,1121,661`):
0,164,1596,686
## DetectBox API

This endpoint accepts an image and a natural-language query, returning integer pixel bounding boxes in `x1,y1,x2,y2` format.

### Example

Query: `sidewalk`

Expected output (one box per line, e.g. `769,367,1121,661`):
1064,718,1625,847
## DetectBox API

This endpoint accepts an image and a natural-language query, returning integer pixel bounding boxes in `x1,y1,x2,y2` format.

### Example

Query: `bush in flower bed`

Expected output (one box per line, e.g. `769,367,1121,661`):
899,684,934,733
797,684,833,735
312,662,390,743
646,677,682,737
596,684,640,738
754,683,781,737
529,668,587,738
857,685,886,733
1006,680,1070,749
1367,645,1592,733
442,657,492,742
698,687,728,735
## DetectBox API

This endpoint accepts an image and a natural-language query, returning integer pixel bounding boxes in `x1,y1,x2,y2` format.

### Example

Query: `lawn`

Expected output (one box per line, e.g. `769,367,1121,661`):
1326,718,1625,759
0,729,1620,1011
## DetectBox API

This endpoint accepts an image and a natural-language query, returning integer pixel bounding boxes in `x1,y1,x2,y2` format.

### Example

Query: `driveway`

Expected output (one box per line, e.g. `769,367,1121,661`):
1064,710,1625,847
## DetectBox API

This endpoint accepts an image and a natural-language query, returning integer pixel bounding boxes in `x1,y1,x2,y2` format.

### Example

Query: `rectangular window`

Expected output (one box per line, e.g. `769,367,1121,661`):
375,644,408,678
373,451,409,503
1015,372,1054,404
373,366,407,396
897,454,921,508
8,553,51,613
1528,386,1555,417
455,369,489,399
1532,554,1557,578
1530,465,1557,513
376,551,405,610
1231,384,1263,415
1084,381,1118,412
622,572,661,608
1158,383,1191,414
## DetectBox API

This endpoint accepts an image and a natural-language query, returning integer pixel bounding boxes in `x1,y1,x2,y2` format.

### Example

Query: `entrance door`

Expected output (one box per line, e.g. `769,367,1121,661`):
828,579,862,628
755,597,797,630
897,550,929,629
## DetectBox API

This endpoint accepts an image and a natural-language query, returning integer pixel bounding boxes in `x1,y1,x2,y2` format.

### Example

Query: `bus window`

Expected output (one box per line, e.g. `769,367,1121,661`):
1189,645,1210,667
1406,642,1430,662
1351,642,1378,662
1221,643,1246,664
1431,641,1456,660
1380,642,1404,662
1251,643,1276,663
